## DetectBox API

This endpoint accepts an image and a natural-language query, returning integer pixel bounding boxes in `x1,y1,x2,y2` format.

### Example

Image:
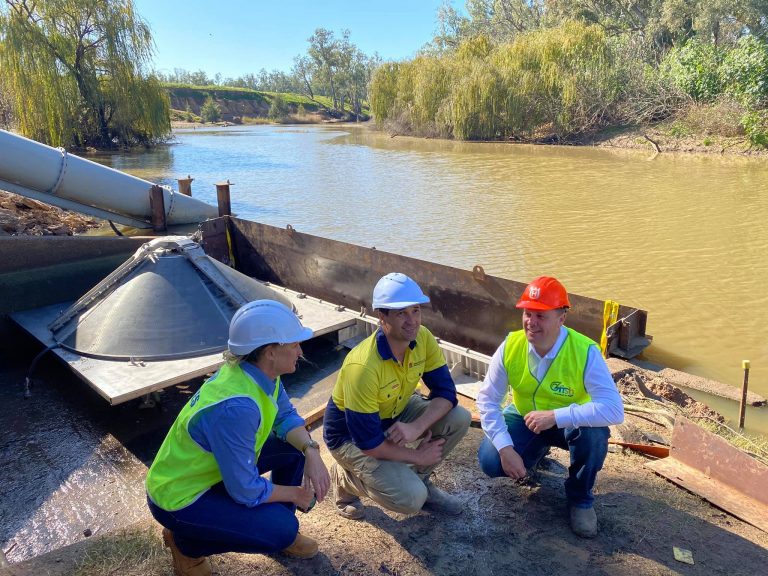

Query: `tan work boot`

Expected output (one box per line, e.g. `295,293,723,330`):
281,532,318,559
162,528,211,576
570,506,598,538
331,463,365,520
422,480,463,515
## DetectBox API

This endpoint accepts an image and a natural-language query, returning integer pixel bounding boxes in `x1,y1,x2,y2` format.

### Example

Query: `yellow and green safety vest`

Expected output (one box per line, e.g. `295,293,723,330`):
502,328,594,415
146,363,279,511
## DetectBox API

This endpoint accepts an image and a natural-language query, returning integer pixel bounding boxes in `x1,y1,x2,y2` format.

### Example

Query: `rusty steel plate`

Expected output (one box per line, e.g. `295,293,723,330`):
200,217,651,359
647,416,768,533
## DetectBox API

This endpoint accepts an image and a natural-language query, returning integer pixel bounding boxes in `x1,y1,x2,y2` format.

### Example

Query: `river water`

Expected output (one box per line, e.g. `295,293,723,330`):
96,124,768,428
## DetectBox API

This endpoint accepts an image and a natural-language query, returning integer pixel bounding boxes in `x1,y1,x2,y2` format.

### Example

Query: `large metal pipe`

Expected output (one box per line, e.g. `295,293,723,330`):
0,129,218,227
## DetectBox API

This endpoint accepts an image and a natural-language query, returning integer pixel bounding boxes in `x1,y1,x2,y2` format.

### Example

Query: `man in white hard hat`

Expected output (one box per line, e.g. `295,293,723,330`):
146,300,331,575
323,273,471,519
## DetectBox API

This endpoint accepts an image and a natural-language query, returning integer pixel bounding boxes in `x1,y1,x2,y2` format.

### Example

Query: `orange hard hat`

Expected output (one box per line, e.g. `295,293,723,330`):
515,276,571,310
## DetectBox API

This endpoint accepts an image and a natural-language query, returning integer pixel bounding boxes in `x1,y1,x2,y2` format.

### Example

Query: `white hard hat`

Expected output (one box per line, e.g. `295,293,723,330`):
372,273,430,310
228,300,313,356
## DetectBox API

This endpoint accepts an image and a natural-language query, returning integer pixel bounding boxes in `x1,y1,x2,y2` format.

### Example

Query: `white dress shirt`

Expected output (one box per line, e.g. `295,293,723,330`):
477,326,624,451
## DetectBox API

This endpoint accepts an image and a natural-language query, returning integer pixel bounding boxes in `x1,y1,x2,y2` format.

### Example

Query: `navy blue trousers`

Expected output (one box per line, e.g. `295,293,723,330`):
148,434,304,557
478,411,609,508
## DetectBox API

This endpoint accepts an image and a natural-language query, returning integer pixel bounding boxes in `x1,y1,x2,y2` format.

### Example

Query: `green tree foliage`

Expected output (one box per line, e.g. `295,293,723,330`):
720,35,768,106
661,34,768,105
545,0,768,49
662,39,724,101
292,28,379,117
199,95,221,123
0,0,170,148
374,1,768,143
429,0,548,51
371,22,619,140
267,94,290,120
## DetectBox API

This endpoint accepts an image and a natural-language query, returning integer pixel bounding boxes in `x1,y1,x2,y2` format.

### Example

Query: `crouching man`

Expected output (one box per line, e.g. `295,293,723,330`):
323,273,471,519
477,276,624,538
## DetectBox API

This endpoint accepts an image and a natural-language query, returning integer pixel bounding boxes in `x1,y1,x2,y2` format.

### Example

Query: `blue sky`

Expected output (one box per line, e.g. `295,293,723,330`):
132,0,459,79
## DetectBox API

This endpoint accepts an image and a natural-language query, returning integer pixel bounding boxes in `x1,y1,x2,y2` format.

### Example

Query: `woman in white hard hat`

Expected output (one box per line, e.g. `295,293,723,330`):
146,300,330,576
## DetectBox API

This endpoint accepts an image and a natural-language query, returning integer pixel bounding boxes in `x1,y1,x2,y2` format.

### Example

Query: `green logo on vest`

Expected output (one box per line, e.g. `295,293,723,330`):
549,382,573,397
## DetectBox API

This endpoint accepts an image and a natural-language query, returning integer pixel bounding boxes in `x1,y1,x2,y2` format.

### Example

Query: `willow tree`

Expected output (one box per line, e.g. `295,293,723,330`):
0,0,169,148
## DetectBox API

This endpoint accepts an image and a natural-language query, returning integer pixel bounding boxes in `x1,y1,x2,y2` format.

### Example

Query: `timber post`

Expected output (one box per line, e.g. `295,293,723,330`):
149,185,167,232
215,180,233,217
177,175,194,196
738,360,750,432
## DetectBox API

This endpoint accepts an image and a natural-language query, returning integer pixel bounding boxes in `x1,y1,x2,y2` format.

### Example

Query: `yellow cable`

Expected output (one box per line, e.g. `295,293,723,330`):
225,224,236,268
600,300,619,358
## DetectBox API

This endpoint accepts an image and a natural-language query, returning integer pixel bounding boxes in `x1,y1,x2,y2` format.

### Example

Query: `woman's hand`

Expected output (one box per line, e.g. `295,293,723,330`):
303,448,330,502
294,477,315,511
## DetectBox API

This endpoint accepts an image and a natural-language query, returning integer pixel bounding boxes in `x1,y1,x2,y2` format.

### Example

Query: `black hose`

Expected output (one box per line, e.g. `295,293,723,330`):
23,344,60,398
108,220,124,236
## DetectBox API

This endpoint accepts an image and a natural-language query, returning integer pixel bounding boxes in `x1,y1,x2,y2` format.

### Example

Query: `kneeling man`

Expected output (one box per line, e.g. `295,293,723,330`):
477,276,624,538
323,273,471,519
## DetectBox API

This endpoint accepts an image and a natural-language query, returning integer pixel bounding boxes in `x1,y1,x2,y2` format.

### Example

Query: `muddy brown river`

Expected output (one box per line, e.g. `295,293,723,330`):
94,124,768,430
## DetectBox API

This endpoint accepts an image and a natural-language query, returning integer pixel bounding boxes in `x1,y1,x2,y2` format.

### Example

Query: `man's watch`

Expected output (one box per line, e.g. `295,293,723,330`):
301,438,320,454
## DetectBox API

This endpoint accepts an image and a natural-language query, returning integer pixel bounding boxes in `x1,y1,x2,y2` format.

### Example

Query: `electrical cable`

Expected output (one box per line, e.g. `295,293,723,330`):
23,344,60,398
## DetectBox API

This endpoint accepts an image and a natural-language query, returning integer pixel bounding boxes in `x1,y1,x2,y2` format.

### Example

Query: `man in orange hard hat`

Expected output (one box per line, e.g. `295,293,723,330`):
476,276,624,538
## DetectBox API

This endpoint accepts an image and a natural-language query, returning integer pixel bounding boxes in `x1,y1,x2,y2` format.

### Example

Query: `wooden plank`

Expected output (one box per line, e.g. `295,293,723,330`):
301,404,327,428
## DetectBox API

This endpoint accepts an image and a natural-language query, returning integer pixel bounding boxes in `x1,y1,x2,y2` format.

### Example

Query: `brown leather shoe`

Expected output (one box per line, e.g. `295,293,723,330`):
281,532,318,559
162,528,212,576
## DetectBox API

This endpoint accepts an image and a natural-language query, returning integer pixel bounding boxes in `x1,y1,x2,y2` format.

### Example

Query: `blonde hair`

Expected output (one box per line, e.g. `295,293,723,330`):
223,344,270,366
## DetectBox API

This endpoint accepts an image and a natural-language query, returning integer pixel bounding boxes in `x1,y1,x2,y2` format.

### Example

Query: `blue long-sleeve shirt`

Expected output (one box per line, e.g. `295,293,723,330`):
188,362,305,506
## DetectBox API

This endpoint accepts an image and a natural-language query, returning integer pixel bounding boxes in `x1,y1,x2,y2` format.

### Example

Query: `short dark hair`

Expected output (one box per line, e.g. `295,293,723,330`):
375,308,390,316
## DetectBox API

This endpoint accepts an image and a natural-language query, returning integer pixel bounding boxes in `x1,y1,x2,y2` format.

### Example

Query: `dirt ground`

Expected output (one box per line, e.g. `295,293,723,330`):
587,126,768,157
3,358,767,576
0,191,102,236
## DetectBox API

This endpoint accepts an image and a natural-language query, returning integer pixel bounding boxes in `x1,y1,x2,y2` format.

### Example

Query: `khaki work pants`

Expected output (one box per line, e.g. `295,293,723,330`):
329,394,471,514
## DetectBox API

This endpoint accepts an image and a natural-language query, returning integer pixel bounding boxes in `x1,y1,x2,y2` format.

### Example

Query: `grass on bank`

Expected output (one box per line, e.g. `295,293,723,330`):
164,83,370,116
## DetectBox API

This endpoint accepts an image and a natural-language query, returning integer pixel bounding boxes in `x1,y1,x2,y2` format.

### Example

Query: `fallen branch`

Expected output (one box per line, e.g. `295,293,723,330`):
642,132,661,153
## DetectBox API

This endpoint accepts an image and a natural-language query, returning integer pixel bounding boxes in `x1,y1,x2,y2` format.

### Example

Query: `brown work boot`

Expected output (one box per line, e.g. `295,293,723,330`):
570,506,598,538
162,528,211,576
331,463,365,520
422,480,463,515
281,532,318,559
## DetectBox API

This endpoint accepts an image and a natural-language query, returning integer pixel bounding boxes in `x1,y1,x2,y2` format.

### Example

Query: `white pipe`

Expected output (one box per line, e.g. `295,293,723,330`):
0,129,219,226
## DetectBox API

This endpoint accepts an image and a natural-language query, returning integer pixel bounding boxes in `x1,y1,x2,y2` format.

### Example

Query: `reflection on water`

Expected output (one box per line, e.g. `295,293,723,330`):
93,124,768,430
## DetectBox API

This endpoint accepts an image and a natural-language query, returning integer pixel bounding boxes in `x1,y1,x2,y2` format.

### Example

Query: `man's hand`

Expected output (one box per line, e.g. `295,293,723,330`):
385,421,423,445
499,446,527,479
413,430,445,466
524,410,556,434
303,448,330,502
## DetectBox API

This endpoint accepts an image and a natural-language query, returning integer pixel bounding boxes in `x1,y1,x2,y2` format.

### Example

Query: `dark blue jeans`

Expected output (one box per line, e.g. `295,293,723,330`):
478,410,609,508
147,434,305,558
